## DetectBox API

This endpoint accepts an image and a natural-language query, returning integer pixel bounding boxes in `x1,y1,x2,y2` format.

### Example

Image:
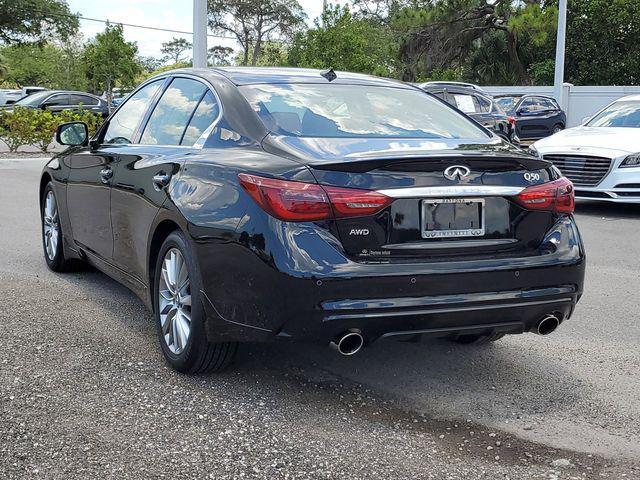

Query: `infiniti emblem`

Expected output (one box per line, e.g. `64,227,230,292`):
444,165,471,181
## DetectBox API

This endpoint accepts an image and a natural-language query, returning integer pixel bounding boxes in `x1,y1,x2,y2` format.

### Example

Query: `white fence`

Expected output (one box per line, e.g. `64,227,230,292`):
483,84,640,127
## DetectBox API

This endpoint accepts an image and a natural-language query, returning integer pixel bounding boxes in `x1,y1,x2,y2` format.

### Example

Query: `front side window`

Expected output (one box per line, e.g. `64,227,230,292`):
240,84,488,140
587,101,640,128
103,79,163,145
140,78,208,145
45,95,69,107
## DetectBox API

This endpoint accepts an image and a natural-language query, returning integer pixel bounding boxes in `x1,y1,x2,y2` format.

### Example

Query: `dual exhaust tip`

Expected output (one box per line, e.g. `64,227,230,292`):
330,314,561,355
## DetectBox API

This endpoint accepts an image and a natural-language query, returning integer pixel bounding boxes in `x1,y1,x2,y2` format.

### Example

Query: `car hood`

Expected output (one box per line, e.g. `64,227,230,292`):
534,126,640,154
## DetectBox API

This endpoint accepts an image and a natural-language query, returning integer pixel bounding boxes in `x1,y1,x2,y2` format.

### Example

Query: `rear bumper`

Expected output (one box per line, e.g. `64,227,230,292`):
195,216,585,343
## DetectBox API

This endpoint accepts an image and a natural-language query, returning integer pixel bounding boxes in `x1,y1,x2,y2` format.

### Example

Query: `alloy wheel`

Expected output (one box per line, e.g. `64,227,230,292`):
43,191,60,261
158,248,192,354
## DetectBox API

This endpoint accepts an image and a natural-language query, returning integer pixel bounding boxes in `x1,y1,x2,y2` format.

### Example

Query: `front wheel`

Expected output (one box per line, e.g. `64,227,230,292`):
552,124,564,134
41,183,76,272
154,231,237,373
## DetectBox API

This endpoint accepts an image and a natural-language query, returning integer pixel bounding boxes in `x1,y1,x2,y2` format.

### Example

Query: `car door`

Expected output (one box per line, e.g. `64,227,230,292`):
42,93,70,113
65,79,165,262
110,76,220,284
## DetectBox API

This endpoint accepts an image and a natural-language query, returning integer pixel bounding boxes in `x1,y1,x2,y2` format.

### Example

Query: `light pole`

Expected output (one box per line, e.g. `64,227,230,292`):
193,0,208,68
553,0,567,106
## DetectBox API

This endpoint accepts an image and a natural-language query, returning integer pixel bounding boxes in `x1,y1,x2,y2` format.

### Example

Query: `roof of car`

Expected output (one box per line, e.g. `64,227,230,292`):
173,67,413,88
419,82,492,98
615,94,640,102
494,94,557,101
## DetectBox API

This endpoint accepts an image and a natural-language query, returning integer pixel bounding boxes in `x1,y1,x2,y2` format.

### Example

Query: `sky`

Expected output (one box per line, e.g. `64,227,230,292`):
65,0,333,59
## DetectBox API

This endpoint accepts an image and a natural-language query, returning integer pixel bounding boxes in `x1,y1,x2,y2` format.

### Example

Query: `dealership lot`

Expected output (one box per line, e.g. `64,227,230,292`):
0,158,638,479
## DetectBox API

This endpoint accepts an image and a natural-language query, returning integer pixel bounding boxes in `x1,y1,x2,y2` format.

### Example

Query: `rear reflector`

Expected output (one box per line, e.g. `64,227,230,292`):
238,173,392,222
514,177,574,214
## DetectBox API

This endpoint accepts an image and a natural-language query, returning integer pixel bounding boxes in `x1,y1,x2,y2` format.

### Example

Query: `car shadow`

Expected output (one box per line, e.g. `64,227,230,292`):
575,199,640,219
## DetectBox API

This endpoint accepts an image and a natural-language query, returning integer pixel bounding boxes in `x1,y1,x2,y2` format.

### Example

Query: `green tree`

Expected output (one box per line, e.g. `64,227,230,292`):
161,37,192,64
288,5,395,77
82,24,140,104
0,42,87,89
208,45,234,66
208,0,305,66
0,0,79,43
566,0,640,85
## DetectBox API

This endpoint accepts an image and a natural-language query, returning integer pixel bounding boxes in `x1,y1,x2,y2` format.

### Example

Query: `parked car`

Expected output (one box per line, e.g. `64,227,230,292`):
531,94,640,203
0,86,47,106
495,94,566,143
4,90,109,117
419,82,518,143
40,68,585,373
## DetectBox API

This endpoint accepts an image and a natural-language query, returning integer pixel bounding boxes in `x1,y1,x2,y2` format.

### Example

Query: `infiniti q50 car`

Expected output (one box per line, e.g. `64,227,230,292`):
40,67,585,373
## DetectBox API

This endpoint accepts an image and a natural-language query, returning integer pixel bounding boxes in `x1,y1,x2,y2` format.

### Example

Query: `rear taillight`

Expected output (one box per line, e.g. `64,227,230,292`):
238,173,392,222
508,116,516,126
514,177,574,214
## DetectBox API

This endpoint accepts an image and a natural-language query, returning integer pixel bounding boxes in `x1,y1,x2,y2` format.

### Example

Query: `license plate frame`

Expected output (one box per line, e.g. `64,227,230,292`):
421,197,485,239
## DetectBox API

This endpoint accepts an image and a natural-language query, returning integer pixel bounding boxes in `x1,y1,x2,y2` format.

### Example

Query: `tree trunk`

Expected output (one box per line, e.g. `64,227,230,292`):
506,30,531,85
252,35,263,66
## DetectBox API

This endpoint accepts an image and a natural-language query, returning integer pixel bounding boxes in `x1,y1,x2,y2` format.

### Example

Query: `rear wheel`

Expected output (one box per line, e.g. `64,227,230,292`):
154,231,237,373
41,183,76,272
448,332,505,345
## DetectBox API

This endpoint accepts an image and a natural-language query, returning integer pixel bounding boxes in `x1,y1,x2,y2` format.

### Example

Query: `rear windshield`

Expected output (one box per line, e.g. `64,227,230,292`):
587,101,640,128
239,84,489,140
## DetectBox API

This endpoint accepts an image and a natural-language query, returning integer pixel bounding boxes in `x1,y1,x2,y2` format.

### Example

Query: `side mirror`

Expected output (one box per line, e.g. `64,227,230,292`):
518,107,530,115
56,121,89,147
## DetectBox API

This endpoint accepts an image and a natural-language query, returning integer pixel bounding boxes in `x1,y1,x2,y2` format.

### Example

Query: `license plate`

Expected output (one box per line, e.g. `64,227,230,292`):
421,198,485,239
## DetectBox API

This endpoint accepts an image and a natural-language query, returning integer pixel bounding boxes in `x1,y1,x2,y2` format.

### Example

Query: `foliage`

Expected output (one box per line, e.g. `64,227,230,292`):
0,107,103,152
208,45,234,66
241,42,289,67
0,41,87,90
565,0,640,85
161,37,192,64
288,6,396,77
82,24,141,104
208,0,306,66
0,0,79,43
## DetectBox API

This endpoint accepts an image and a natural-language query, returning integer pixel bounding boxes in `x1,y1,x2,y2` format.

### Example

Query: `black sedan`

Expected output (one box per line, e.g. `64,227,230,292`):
419,82,518,143
495,94,566,143
40,68,585,373
6,90,110,117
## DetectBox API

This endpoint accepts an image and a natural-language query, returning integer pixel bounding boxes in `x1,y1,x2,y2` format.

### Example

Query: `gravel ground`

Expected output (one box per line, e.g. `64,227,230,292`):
1,158,638,479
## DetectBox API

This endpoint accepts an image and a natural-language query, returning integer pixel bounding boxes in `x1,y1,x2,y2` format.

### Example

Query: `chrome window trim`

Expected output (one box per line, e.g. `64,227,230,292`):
377,185,525,198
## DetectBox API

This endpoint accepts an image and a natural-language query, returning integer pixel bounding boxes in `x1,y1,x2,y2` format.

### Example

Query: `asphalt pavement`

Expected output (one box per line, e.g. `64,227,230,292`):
1,158,638,479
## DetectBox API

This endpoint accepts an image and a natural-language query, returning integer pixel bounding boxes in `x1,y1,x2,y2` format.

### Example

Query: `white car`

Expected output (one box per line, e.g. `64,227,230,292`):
531,95,640,203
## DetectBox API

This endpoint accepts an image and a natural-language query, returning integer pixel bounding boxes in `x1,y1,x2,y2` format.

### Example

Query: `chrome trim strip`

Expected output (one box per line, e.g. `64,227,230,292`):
377,185,525,198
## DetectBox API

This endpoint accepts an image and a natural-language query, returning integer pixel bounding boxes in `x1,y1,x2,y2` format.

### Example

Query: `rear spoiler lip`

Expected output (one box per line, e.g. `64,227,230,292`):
307,154,550,173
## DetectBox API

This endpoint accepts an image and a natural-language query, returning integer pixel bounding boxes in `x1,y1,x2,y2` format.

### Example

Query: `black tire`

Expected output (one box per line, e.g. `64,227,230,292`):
448,332,505,345
552,123,564,134
154,230,237,373
41,182,77,272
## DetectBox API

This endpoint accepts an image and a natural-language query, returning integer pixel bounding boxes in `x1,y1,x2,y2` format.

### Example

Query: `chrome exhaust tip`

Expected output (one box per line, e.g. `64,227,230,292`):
536,314,560,336
330,331,364,356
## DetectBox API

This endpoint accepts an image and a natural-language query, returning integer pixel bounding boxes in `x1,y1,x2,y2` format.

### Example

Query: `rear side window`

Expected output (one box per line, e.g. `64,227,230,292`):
69,94,98,106
104,79,163,144
140,78,207,145
452,94,478,114
181,91,220,145
476,96,492,113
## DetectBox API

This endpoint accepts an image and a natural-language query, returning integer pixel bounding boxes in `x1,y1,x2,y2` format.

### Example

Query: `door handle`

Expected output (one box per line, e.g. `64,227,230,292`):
99,167,113,184
152,172,171,191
